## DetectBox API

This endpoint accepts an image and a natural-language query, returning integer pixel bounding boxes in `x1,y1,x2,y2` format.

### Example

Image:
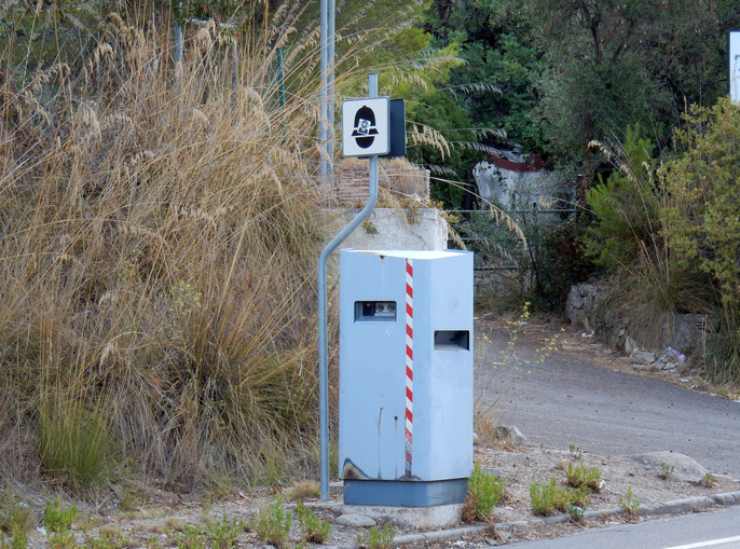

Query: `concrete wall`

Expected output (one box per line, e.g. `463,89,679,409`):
324,208,448,251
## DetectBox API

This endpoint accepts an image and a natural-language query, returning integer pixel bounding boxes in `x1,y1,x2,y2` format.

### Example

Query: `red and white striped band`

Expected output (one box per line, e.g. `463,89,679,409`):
404,258,414,477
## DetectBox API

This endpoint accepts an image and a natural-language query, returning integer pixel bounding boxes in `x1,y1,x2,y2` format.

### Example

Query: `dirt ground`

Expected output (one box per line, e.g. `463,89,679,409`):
11,440,739,548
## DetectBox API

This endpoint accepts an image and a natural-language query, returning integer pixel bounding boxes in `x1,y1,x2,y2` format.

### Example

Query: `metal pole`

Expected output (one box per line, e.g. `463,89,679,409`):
327,0,336,181
173,1,184,82
319,0,330,188
319,73,379,501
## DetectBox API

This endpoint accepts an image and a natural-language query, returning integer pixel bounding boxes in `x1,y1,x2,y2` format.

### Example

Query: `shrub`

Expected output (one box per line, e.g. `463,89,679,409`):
0,494,34,549
529,479,558,516
295,502,331,544
0,9,323,486
658,463,674,481
174,524,206,549
462,463,505,522
39,400,114,490
358,525,395,549
565,463,602,491
659,99,740,383
619,486,640,521
42,498,77,534
288,481,320,502
204,516,244,549
531,479,589,516
47,532,78,549
701,473,718,488
252,499,291,548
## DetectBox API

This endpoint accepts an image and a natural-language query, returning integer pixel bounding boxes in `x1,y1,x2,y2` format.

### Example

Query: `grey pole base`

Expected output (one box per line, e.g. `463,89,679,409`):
344,479,468,507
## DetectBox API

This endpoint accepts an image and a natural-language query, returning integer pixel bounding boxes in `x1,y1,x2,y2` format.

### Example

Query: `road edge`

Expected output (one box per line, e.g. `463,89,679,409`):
392,490,740,545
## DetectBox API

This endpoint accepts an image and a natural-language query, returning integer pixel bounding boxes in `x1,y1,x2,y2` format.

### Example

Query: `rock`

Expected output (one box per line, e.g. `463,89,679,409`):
335,513,377,527
624,336,638,355
630,451,708,483
630,350,656,366
566,283,604,329
494,425,527,446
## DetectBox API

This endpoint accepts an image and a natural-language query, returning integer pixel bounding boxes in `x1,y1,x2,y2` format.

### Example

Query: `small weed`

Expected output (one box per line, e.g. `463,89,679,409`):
288,480,320,502
620,486,640,522
568,504,585,523
118,488,144,513
462,464,505,523
144,537,163,549
86,527,129,548
566,463,602,491
0,494,34,549
295,502,331,544
175,524,206,549
701,473,718,488
568,444,584,461
204,516,244,549
48,532,78,549
43,498,78,534
362,220,379,235
357,524,395,549
658,463,675,481
252,498,291,548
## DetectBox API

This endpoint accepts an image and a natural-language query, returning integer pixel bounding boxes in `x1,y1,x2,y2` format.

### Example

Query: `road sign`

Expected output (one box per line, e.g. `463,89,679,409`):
342,97,390,157
731,30,740,104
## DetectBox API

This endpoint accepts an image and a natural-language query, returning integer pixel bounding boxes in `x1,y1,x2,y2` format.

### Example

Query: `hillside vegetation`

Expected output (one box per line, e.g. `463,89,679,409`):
0,9,323,490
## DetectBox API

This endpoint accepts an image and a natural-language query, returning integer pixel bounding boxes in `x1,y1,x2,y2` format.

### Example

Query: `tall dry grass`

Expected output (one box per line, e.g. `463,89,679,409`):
0,14,324,490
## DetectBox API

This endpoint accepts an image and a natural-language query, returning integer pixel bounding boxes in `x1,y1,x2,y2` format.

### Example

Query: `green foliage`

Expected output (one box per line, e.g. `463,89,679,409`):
659,99,740,381
252,499,291,548
295,502,331,544
0,494,34,549
702,473,718,488
529,479,558,516
463,463,505,522
658,463,675,481
565,463,602,492
358,524,395,549
175,524,206,549
86,528,130,549
584,126,658,270
42,498,77,534
47,532,78,549
203,516,243,549
530,479,590,516
619,486,640,521
39,400,114,490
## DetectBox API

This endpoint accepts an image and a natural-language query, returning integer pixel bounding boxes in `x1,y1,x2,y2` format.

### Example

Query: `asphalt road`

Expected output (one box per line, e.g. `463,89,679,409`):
509,506,740,548
476,321,740,478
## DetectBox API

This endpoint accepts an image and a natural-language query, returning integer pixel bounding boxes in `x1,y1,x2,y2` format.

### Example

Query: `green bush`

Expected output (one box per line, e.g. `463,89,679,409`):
204,516,244,549
530,479,589,516
565,463,602,492
358,524,395,549
659,99,740,383
295,502,331,544
252,499,291,548
583,125,658,271
530,479,558,516
0,494,34,549
619,486,640,521
39,400,114,490
42,498,77,534
462,463,506,522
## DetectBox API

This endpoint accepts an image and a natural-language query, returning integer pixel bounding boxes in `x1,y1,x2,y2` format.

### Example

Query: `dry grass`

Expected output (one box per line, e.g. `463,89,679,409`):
286,480,320,502
0,12,325,491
